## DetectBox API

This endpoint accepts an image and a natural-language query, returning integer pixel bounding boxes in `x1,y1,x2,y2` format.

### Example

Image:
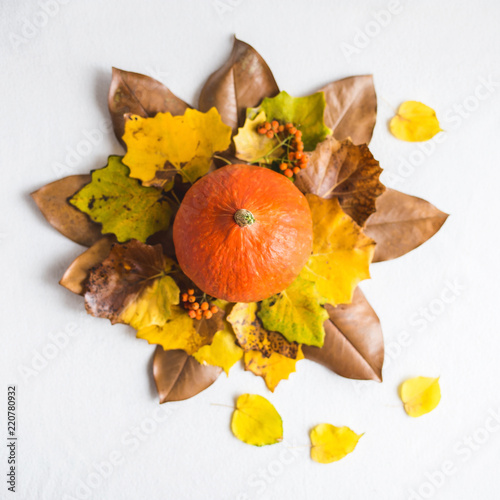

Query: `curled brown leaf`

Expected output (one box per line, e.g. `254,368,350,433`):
31,175,102,247
108,67,190,146
295,137,385,226
320,75,377,145
198,37,279,134
84,240,178,327
303,288,384,382
59,236,115,295
365,188,449,262
153,347,222,403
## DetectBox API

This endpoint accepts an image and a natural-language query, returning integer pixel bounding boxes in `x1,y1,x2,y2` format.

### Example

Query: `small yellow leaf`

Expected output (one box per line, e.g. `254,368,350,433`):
310,424,362,464
233,110,283,164
389,101,441,142
231,394,283,446
301,195,375,305
400,376,441,417
244,347,304,392
193,329,243,375
122,107,231,187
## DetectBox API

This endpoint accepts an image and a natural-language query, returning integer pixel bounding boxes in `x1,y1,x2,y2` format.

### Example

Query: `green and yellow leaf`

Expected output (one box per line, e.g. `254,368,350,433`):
227,302,300,359
256,90,331,151
70,156,172,243
258,276,328,347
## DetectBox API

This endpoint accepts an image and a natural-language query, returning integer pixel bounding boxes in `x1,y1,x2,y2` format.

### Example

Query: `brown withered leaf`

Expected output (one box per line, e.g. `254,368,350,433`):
84,240,179,329
303,288,384,382
31,175,102,247
108,67,190,147
60,236,115,295
320,75,377,145
198,37,279,134
295,137,385,226
365,188,449,262
227,302,300,359
153,347,222,403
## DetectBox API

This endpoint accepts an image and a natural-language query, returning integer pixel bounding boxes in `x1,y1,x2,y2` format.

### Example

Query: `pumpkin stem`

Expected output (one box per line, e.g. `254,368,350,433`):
234,209,255,227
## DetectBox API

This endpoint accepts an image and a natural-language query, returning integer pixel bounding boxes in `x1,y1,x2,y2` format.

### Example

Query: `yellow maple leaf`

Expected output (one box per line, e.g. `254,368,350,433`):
136,306,223,355
231,394,283,446
301,194,375,305
122,107,231,187
400,376,441,417
389,101,441,142
244,347,304,392
193,329,243,375
310,423,362,464
233,110,283,163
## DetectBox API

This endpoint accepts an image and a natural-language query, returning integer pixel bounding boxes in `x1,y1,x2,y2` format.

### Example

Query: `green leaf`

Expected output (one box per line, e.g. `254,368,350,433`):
258,277,328,347
257,91,331,151
70,156,173,243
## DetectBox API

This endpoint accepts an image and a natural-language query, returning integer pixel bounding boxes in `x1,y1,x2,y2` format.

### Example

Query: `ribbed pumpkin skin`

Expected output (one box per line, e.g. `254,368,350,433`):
173,164,313,302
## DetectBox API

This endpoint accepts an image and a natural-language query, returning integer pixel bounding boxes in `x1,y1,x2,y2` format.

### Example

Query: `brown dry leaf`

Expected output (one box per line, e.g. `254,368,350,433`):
198,37,279,134
303,288,384,382
320,75,377,145
31,175,102,247
295,137,385,226
227,302,300,359
153,347,222,403
59,236,115,295
84,240,179,329
365,188,449,263
108,67,190,146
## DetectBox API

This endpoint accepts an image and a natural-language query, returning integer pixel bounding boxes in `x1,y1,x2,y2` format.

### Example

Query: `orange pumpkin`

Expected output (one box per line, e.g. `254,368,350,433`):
173,164,313,302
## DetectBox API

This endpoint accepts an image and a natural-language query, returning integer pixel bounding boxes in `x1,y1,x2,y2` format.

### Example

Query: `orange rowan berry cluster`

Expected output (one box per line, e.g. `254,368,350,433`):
257,120,308,178
181,289,218,321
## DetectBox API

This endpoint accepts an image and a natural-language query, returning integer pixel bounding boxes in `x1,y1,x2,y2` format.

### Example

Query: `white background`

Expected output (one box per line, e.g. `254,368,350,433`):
1,1,500,499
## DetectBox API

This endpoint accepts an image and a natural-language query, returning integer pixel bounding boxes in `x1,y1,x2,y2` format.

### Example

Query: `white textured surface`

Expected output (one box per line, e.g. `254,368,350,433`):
1,1,500,499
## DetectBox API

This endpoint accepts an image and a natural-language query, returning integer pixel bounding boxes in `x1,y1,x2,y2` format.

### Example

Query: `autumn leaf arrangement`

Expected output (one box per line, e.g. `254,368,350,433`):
32,38,448,458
